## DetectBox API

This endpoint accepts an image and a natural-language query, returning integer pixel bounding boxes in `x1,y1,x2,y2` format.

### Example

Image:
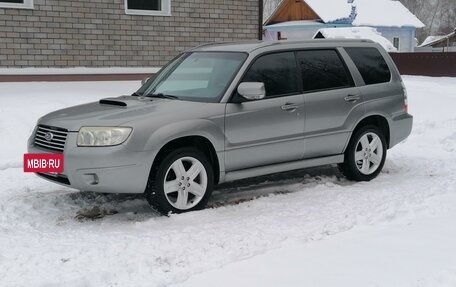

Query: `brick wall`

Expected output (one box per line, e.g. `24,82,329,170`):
0,0,259,68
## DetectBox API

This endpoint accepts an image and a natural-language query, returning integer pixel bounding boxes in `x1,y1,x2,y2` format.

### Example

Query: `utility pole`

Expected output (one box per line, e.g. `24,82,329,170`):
258,0,264,40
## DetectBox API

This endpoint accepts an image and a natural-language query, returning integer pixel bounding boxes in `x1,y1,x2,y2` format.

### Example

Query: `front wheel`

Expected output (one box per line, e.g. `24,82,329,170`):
145,147,214,215
339,125,387,181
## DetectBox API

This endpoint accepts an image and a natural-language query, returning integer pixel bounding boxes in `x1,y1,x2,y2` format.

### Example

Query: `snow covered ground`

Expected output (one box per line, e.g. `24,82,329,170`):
0,76,455,286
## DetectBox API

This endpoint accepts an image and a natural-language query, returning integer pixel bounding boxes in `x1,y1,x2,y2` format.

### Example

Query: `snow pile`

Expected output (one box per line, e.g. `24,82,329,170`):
0,77,456,286
314,27,397,52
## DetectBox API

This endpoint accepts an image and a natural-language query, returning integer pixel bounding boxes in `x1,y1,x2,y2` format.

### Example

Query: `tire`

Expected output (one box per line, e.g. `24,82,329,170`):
339,125,387,181
145,147,214,215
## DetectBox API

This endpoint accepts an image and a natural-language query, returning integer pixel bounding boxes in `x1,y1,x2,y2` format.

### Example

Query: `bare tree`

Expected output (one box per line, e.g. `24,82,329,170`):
437,0,456,34
398,0,451,42
428,0,442,33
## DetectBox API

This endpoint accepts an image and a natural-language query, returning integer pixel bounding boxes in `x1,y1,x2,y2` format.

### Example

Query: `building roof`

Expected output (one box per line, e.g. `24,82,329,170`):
304,0,353,24
266,0,425,28
420,30,456,47
420,36,446,47
351,0,425,28
314,27,397,52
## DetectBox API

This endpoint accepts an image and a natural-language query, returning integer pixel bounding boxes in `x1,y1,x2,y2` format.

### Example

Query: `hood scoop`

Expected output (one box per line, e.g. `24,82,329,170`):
99,98,127,107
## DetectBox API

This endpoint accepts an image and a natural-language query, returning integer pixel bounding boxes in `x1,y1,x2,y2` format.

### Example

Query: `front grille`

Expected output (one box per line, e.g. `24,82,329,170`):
34,125,68,152
36,172,70,185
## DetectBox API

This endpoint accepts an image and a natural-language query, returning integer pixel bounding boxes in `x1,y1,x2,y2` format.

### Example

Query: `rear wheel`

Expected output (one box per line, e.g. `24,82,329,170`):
339,125,387,181
145,147,214,215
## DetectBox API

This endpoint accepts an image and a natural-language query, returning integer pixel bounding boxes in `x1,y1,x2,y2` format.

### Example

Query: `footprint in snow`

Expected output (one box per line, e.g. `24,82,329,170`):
75,206,118,221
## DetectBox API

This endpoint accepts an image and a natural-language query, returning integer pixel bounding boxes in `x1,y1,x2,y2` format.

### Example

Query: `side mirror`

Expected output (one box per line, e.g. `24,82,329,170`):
237,82,266,101
141,77,150,86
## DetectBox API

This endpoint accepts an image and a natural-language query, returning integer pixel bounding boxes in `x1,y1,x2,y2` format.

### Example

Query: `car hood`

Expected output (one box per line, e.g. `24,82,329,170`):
37,96,214,131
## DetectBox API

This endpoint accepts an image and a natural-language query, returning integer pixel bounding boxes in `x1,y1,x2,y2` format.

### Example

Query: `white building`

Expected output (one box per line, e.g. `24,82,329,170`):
264,0,425,52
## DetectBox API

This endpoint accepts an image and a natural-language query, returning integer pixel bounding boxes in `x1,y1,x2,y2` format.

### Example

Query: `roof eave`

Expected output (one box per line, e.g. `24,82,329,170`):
264,0,323,25
263,0,286,25
420,31,456,47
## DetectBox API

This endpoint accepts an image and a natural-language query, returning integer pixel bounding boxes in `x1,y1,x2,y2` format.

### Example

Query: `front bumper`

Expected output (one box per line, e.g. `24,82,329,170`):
389,113,413,148
28,132,157,194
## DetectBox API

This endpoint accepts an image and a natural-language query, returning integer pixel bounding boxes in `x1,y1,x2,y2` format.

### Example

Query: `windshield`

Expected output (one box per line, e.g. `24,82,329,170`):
137,52,247,102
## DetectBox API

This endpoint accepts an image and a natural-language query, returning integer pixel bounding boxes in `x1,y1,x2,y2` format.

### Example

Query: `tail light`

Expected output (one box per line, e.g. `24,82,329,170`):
401,82,408,113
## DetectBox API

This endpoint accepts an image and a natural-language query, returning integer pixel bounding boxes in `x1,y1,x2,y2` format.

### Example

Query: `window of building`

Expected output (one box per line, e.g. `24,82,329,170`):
345,47,391,85
0,0,33,9
242,52,300,98
125,0,170,16
393,37,400,50
297,50,354,93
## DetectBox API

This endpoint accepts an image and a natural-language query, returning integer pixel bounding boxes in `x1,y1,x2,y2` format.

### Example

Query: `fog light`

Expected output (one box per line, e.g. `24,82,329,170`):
83,173,99,185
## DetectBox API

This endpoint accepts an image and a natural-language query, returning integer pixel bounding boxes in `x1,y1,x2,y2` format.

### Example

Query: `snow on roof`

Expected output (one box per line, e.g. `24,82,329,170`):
420,36,446,47
305,0,353,24
352,0,425,28
301,0,424,28
314,27,397,52
419,30,456,47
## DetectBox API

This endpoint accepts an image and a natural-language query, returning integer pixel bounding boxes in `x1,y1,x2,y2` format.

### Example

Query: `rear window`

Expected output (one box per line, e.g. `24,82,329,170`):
345,48,391,85
297,49,354,93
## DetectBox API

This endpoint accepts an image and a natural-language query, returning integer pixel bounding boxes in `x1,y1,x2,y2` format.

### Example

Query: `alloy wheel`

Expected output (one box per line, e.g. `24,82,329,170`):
163,156,208,210
355,132,384,175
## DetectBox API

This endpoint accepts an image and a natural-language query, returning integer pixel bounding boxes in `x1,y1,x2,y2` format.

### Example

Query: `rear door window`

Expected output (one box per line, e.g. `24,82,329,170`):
297,49,354,93
242,52,299,98
345,47,391,85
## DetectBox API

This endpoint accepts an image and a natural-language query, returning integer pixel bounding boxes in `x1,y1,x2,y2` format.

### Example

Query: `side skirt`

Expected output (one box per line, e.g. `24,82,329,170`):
221,154,344,183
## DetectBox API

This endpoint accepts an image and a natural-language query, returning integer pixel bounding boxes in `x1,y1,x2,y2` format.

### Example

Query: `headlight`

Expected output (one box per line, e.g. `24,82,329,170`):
77,127,132,147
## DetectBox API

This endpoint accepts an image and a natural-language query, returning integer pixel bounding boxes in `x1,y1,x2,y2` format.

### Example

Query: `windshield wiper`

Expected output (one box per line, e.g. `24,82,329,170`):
131,92,142,97
144,93,179,100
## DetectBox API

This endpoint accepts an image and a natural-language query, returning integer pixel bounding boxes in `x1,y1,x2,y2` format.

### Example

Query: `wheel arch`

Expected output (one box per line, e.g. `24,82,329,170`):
149,135,221,185
344,114,391,152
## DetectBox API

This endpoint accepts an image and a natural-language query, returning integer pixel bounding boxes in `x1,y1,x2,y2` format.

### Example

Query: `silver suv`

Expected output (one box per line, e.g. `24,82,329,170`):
28,40,413,214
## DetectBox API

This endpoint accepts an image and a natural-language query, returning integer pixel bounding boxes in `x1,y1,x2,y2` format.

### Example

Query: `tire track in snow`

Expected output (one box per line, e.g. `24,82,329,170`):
1,154,454,287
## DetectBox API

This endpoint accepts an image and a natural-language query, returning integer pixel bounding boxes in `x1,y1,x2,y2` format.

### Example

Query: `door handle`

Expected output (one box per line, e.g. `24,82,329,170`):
281,103,299,111
344,95,361,102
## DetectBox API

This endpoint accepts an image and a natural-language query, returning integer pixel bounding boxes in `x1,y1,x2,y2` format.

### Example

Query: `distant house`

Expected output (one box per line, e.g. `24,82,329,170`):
418,29,456,52
263,0,425,52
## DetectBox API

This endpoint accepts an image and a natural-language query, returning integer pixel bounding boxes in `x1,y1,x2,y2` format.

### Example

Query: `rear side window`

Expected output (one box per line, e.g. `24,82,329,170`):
297,50,354,93
242,52,299,98
345,48,391,85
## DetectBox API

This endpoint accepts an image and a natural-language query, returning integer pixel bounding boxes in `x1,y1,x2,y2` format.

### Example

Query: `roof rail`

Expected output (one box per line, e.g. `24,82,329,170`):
191,41,226,50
